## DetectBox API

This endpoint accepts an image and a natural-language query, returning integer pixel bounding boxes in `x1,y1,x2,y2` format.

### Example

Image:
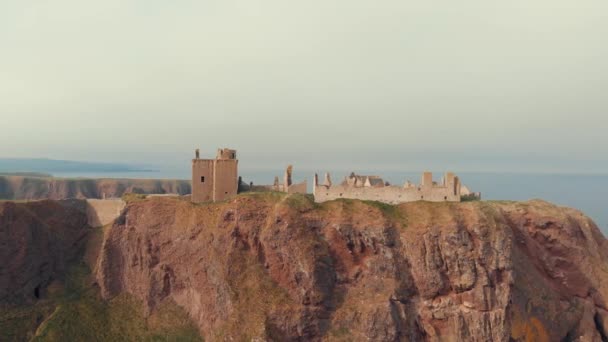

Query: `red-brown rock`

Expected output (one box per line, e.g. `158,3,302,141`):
96,195,608,341
0,200,88,304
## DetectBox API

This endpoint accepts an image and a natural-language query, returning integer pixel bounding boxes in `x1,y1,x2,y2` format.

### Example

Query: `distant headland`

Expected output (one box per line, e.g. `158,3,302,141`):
0,158,157,175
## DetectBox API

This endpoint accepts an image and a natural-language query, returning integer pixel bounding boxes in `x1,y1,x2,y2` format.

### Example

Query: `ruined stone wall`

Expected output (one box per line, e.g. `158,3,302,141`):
192,160,214,203
213,159,238,202
86,199,125,227
313,184,460,204
421,172,433,187
287,181,307,194
314,171,463,204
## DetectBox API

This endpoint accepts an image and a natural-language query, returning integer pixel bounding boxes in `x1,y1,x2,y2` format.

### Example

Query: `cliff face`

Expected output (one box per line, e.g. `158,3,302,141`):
0,200,89,304
0,200,203,342
0,175,191,200
97,194,608,341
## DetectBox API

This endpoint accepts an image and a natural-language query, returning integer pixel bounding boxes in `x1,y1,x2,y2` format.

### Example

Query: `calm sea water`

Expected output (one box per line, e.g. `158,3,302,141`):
53,169,608,236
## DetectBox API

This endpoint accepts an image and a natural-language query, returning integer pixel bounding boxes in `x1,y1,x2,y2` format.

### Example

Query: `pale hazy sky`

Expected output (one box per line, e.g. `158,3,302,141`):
1,0,607,172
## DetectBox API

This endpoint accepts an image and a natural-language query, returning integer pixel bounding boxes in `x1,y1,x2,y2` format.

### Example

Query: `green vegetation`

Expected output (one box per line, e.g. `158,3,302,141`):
282,193,318,211
362,199,398,217
212,250,293,341
319,198,357,212
121,193,148,203
330,327,352,339
363,200,408,228
0,300,56,341
460,194,481,202
239,191,286,203
1,261,202,342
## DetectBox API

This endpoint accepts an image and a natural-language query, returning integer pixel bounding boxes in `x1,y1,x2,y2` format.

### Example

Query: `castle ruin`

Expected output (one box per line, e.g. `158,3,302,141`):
269,165,307,194
191,148,238,203
191,148,479,204
313,171,474,204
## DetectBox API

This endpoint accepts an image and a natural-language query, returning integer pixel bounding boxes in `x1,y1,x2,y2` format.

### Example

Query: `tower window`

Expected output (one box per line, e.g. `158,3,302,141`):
201,176,205,183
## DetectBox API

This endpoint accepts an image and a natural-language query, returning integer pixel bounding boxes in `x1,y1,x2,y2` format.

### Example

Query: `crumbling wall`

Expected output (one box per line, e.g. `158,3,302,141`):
249,165,308,194
314,185,459,204
287,181,307,194
313,172,462,204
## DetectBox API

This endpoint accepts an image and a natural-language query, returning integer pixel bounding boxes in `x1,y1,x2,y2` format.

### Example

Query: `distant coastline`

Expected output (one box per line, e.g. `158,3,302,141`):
0,158,158,175
0,172,53,178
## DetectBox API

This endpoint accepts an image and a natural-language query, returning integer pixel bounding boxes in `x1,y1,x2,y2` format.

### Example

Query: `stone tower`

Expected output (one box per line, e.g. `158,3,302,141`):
191,148,238,203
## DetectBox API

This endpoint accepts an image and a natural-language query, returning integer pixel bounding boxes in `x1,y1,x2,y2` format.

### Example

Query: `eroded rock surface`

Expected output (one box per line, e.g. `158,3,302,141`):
0,200,88,304
97,195,608,341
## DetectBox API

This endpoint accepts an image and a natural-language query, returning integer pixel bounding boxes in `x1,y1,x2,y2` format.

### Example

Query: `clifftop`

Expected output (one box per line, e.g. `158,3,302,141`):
0,175,190,200
97,194,608,341
2,194,607,341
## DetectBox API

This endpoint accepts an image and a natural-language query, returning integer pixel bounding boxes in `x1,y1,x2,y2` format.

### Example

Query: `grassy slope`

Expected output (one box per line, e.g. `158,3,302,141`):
0,226,203,342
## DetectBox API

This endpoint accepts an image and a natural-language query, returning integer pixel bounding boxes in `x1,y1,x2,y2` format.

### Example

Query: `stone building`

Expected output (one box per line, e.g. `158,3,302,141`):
191,148,238,203
313,171,474,204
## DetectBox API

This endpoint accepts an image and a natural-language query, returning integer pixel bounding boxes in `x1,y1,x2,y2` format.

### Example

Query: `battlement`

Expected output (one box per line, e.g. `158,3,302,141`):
216,148,237,160
313,171,467,204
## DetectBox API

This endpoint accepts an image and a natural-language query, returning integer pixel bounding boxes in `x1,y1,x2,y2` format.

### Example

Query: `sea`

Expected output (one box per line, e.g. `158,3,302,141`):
52,169,608,236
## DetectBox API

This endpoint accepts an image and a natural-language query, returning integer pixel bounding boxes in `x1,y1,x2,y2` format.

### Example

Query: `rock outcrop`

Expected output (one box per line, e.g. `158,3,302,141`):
96,195,608,341
0,200,89,304
0,175,190,200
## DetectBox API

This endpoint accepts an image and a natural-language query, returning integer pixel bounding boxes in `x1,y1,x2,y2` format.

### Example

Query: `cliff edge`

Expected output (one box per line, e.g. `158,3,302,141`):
0,175,190,200
95,194,608,341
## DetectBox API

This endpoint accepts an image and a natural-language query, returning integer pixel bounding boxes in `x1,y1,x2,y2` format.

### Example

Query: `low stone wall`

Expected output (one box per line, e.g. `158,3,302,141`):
86,199,126,227
313,184,460,204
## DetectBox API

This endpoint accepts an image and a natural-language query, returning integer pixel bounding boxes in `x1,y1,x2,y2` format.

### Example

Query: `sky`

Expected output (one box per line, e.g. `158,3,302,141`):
1,0,607,173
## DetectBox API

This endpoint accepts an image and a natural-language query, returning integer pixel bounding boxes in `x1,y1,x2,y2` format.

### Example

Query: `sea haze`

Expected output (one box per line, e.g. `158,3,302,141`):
0,158,156,174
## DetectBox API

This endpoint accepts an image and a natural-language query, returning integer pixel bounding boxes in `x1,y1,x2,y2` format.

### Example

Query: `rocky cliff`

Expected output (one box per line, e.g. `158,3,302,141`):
94,194,608,341
0,175,190,200
0,200,89,305
0,200,202,341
